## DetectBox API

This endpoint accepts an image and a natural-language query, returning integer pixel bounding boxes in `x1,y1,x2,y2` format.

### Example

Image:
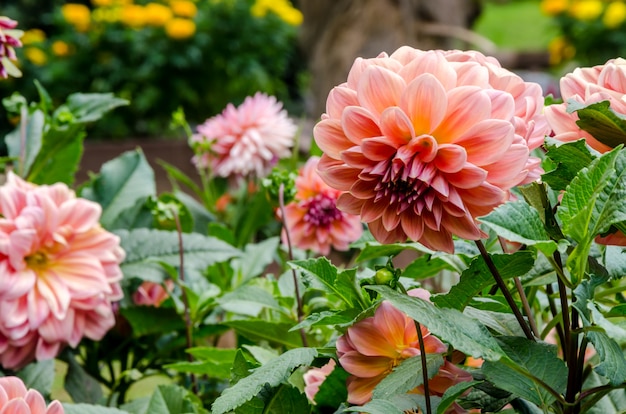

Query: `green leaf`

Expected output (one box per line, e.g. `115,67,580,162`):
218,284,284,316
121,384,203,414
63,92,129,124
479,201,557,254
105,196,154,231
120,306,185,336
557,147,626,283
482,336,567,407
403,255,456,280
224,320,304,349
231,237,280,282
582,370,626,413
16,360,54,396
116,228,241,282
313,364,349,408
542,138,596,191
27,124,85,185
432,251,535,311
346,394,438,414
81,149,156,229
355,242,431,262
290,258,367,310
586,331,626,386
5,109,45,177
604,245,626,279
62,351,104,404
290,309,358,330
463,307,525,336
372,354,444,400
163,360,232,380
260,383,311,414
437,380,481,414
569,100,626,149
63,404,127,414
368,286,505,361
158,160,204,202
211,348,317,414
232,188,274,246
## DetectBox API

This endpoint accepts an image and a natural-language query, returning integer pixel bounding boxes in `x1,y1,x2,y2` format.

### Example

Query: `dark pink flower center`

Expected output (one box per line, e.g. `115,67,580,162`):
303,194,342,227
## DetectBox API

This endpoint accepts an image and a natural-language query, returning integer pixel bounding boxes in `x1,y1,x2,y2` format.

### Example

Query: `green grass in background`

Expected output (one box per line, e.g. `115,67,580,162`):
473,0,560,51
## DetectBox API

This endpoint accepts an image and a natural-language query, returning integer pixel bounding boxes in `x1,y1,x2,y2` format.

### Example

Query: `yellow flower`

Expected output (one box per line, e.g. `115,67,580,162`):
603,1,626,28
170,0,197,18
165,18,196,39
121,4,146,28
91,0,114,7
61,3,91,32
569,0,604,20
273,5,302,26
93,8,122,23
145,3,174,26
250,0,302,25
548,36,576,65
51,40,71,57
24,47,47,66
541,0,569,15
21,29,46,45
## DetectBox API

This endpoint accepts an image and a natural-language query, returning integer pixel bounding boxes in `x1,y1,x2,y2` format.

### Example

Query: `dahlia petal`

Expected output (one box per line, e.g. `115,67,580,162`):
433,87,495,144
58,198,101,233
0,398,30,414
326,86,358,119
379,106,415,145
374,302,417,349
47,401,64,414
360,198,389,223
49,255,109,297
361,137,399,161
313,119,354,159
317,157,360,191
340,148,371,169
347,320,398,358
434,144,467,173
357,66,406,117
382,207,401,231
400,213,425,241
24,389,47,413
401,73,448,135
398,50,457,90
455,119,515,165
0,377,27,400
337,193,365,215
483,143,530,188
340,352,392,378
441,213,483,240
346,375,384,405
420,225,454,254
368,219,407,244
342,106,382,145
444,163,488,189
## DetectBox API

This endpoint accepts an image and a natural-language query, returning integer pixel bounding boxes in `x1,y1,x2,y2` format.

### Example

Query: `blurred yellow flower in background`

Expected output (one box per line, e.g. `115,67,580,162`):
24,47,47,65
548,36,576,65
170,0,197,18
145,3,174,26
251,0,302,26
569,0,603,20
92,7,122,23
52,40,71,57
165,18,196,39
92,0,114,7
61,3,91,32
540,0,569,16
121,4,146,28
21,29,46,45
603,1,626,28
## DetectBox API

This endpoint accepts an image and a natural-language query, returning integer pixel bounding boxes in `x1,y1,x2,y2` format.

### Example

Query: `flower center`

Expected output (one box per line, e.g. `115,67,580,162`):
303,194,342,227
25,251,48,271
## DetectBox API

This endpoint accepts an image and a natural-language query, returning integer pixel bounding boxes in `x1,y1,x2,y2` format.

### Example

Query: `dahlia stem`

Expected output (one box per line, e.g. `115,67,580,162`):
475,240,535,341
174,212,198,394
415,321,432,414
514,276,539,337
278,183,308,347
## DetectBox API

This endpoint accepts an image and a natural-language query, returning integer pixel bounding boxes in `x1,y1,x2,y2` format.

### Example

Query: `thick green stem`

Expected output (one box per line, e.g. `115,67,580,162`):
415,322,432,414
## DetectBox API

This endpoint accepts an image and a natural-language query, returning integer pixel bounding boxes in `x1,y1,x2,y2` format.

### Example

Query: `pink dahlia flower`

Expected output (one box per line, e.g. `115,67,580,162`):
0,172,125,370
544,58,626,246
132,280,174,307
314,47,548,252
281,156,363,255
303,359,336,404
0,377,63,414
191,92,297,179
0,16,22,79
337,299,452,405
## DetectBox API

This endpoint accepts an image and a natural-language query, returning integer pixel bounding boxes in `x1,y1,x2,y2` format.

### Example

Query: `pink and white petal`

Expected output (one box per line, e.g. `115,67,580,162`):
58,198,101,233
454,119,515,166
326,86,358,119
0,398,30,414
357,66,406,117
398,50,457,90
24,389,48,414
46,401,65,414
341,106,382,145
434,87,497,144
401,73,448,135
33,274,71,321
0,377,27,400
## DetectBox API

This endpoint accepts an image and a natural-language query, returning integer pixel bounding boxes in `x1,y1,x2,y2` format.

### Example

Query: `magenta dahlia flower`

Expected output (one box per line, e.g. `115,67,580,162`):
281,156,363,255
314,47,548,252
0,377,63,414
0,16,22,79
0,172,125,370
191,92,297,179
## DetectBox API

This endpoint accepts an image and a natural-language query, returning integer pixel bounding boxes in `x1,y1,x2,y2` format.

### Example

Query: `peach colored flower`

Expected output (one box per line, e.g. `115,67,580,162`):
281,156,363,255
314,47,548,253
336,300,448,405
132,280,174,307
303,359,336,404
0,377,63,414
0,172,125,370
544,58,626,245
191,92,297,179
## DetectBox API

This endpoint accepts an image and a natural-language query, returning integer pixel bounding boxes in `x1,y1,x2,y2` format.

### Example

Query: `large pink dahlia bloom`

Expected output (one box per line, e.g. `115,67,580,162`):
191,92,297,179
314,47,548,252
281,156,363,255
0,377,63,414
0,173,125,370
545,58,626,246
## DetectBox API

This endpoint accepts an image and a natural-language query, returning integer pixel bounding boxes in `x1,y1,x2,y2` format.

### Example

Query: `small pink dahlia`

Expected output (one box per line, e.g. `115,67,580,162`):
0,16,22,79
303,359,336,404
314,47,549,252
0,377,63,414
0,172,125,370
191,92,297,179
132,280,173,307
281,156,363,255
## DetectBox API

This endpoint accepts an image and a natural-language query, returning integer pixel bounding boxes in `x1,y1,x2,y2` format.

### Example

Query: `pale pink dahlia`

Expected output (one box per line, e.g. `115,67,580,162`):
191,92,297,178
281,156,363,255
303,359,336,404
314,47,549,252
544,58,626,245
0,17,22,79
0,172,125,370
0,377,63,414
132,280,173,307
